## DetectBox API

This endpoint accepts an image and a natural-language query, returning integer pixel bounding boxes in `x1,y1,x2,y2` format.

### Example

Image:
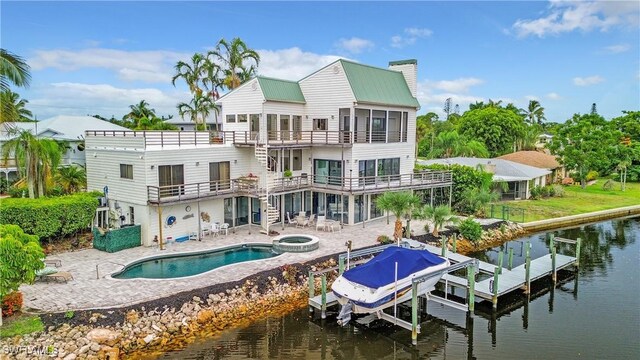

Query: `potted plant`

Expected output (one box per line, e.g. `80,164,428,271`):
284,169,293,178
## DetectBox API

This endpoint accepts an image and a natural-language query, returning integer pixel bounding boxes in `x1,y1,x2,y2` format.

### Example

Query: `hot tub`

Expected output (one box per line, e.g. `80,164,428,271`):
272,234,320,253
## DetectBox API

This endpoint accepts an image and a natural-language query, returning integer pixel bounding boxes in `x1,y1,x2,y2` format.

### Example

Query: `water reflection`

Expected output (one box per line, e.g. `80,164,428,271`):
159,217,639,359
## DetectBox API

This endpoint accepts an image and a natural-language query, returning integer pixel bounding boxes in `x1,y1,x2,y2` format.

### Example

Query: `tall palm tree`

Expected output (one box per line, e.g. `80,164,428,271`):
524,100,546,125
517,124,542,151
0,49,31,92
417,205,456,237
177,93,219,131
55,165,86,194
211,37,260,90
375,191,421,242
172,53,211,96
1,91,33,122
427,131,489,158
1,130,64,198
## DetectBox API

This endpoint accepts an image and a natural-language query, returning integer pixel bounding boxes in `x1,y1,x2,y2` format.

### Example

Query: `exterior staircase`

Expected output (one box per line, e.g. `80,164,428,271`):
254,143,280,232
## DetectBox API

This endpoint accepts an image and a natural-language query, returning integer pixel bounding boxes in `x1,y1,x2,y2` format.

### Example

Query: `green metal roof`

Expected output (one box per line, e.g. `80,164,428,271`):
340,60,420,108
257,77,306,104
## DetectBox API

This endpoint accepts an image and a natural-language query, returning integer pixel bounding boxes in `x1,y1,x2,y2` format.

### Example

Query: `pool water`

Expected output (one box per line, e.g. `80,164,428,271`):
112,245,279,279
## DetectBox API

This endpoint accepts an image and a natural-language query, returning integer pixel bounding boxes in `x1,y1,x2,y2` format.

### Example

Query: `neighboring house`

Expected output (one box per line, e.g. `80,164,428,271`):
0,116,128,182
497,151,565,184
164,115,221,131
417,157,550,200
85,59,453,246
536,133,553,149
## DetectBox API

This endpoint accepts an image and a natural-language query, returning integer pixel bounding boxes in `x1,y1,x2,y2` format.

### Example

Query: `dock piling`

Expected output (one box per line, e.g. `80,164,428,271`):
551,245,557,283
524,241,531,294
338,257,344,275
441,236,447,257
492,267,499,309
576,237,582,268
497,250,504,274
508,247,514,270
321,274,327,319
467,261,476,312
411,283,418,346
308,271,314,312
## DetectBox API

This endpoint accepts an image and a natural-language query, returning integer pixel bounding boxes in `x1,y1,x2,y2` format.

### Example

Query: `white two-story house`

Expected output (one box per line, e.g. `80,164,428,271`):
85,59,452,246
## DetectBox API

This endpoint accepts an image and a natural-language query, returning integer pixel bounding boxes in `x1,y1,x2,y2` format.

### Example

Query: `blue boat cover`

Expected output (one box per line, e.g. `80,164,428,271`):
343,247,446,289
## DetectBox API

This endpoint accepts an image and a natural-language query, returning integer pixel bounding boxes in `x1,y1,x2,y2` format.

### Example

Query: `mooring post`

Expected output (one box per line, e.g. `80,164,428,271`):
452,236,457,253
497,250,504,274
321,274,327,319
575,237,582,268
524,241,531,294
508,247,514,270
411,283,418,346
308,271,314,312
467,262,476,313
492,267,499,309
551,245,557,284
549,233,555,249
441,236,447,257
338,257,344,275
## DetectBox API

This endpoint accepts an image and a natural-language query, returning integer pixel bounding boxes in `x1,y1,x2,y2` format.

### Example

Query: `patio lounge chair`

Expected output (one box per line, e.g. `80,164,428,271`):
316,216,326,231
36,267,74,283
286,212,296,227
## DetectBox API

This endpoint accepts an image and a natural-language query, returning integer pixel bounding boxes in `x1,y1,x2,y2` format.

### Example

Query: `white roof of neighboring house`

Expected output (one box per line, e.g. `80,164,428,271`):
1,116,128,142
417,157,551,182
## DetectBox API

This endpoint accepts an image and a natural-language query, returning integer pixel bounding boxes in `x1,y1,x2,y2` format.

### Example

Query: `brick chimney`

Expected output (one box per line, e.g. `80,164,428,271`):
388,59,417,97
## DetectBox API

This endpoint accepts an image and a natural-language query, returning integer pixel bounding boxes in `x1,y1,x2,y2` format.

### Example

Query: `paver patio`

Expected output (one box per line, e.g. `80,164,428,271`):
22,218,435,312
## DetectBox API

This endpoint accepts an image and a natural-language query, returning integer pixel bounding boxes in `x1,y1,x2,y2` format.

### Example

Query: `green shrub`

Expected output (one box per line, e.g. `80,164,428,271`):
0,225,45,299
540,185,551,198
602,179,614,191
545,185,556,197
0,192,101,241
64,310,75,319
552,185,565,197
7,184,27,198
530,186,543,200
586,170,599,182
458,218,483,243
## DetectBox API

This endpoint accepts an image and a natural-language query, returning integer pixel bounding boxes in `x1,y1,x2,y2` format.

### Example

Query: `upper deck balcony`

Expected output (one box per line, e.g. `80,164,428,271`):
147,170,452,205
86,129,409,150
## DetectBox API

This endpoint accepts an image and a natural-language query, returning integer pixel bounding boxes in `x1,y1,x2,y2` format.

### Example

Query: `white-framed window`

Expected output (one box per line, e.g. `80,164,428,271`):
226,114,236,123
120,164,133,179
292,149,302,171
313,118,327,131
237,114,247,123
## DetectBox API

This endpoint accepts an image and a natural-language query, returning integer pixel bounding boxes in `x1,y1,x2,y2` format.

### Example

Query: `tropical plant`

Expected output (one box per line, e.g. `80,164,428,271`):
417,163,493,212
211,37,260,90
124,100,156,124
0,49,31,92
0,224,44,300
0,91,33,123
374,191,421,242
172,53,218,97
54,165,86,194
1,129,65,198
426,130,489,158
417,204,457,237
457,106,527,157
458,217,483,243
461,186,500,216
177,93,219,131
517,123,542,151
523,100,546,125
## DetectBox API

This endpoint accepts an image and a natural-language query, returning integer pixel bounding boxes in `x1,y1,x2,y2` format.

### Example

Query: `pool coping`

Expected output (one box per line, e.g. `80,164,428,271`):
107,242,279,281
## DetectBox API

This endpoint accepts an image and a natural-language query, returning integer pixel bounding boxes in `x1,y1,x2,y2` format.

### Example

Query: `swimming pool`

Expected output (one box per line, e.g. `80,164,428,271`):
112,244,279,279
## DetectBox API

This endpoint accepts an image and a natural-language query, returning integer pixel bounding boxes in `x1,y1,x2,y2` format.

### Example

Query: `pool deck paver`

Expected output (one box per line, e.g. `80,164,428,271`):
22,218,437,312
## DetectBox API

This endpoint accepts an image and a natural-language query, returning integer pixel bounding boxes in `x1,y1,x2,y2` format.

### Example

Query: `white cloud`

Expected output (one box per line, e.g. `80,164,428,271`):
335,37,374,54
256,47,343,80
546,92,562,100
573,75,605,86
423,78,484,93
512,1,639,38
391,27,433,48
603,43,630,53
416,78,485,117
28,82,190,119
28,48,189,83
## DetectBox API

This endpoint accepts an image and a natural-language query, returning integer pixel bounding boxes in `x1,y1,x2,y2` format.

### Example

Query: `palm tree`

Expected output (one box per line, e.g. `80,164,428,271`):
124,100,156,125
417,205,456,237
172,53,211,96
211,37,260,90
1,91,33,122
0,49,31,92
55,165,86,194
517,124,542,151
375,191,421,242
177,93,219,131
1,130,64,198
461,187,500,216
524,100,546,125
427,131,489,158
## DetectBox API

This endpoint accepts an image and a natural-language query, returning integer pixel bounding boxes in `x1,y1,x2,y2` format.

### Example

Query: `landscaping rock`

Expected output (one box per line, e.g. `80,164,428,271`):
86,328,120,346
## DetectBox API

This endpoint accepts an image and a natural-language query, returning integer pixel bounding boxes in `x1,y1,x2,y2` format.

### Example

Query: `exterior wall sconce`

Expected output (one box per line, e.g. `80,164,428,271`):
151,165,155,169
196,162,200,166
234,159,238,164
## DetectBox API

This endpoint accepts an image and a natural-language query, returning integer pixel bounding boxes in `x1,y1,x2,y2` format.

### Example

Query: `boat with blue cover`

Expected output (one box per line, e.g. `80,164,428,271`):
332,246,450,314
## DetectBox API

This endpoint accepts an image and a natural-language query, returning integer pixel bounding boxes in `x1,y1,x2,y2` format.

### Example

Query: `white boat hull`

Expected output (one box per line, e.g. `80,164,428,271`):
332,259,450,314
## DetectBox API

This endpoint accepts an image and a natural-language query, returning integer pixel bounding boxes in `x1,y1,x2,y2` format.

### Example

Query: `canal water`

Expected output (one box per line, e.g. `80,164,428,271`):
158,217,640,359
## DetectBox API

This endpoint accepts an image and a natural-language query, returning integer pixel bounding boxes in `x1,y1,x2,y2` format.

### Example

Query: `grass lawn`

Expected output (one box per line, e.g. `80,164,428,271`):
502,181,640,223
0,314,44,338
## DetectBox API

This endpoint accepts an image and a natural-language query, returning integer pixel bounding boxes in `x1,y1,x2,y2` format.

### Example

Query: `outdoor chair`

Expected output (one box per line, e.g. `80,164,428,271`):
211,223,220,237
220,223,229,235
36,267,74,283
296,215,308,228
201,223,211,237
307,214,316,228
316,215,326,231
286,212,296,227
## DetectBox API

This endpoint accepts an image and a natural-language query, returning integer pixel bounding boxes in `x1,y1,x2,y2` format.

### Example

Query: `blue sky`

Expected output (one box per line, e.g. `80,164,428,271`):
2,1,639,122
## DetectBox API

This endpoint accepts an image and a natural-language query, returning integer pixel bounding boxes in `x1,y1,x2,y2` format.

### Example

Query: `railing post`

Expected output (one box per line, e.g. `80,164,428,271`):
411,282,418,346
